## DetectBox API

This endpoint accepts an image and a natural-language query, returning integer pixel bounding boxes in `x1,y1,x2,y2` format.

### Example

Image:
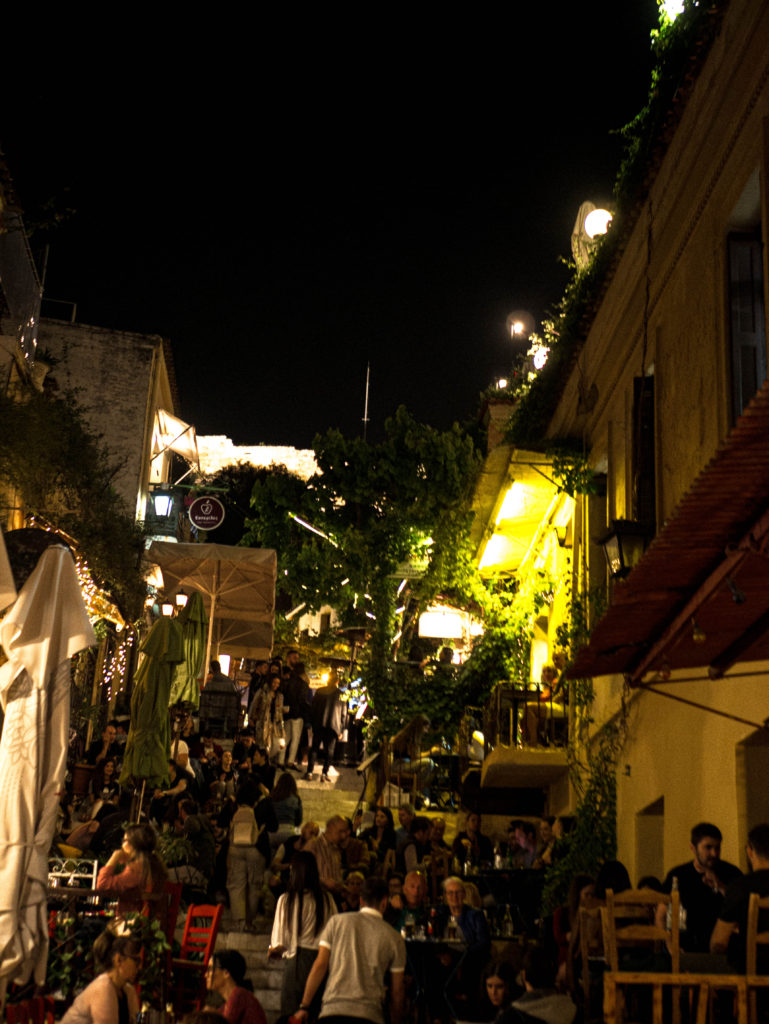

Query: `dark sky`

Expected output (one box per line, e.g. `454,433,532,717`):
3,5,658,448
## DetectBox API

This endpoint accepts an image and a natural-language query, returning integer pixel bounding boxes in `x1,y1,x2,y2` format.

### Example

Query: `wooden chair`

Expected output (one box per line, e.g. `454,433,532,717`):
601,888,680,1024
745,892,769,1023
575,904,604,1023
602,887,680,973
171,903,223,1013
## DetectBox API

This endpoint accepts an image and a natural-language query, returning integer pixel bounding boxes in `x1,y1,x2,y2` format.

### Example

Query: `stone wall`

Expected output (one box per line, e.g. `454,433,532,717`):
39,319,172,514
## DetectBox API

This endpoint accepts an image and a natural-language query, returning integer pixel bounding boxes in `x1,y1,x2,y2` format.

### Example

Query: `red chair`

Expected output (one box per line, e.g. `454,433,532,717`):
171,903,223,1013
5,997,54,1024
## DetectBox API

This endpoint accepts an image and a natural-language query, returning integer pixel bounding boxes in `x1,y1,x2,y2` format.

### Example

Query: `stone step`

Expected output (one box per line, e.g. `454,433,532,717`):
250,965,284,990
217,930,271,953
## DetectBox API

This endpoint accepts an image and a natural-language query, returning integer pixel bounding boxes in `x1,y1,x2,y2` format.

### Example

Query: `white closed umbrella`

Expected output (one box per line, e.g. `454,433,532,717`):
0,544,95,997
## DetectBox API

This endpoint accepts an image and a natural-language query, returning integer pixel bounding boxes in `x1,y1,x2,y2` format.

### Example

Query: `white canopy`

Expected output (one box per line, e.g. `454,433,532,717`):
151,410,200,469
147,542,277,663
0,545,95,992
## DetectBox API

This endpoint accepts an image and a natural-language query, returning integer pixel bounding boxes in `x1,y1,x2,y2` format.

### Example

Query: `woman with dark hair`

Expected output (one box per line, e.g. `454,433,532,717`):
206,950,266,1024
61,932,142,1024
227,780,273,931
249,674,286,764
474,961,519,1021
594,860,632,900
269,821,319,899
96,823,167,919
361,806,397,864
270,772,303,851
268,850,337,1017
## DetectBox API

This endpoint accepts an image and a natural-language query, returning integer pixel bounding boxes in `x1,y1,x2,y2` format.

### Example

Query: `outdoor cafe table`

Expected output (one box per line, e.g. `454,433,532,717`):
467,867,545,933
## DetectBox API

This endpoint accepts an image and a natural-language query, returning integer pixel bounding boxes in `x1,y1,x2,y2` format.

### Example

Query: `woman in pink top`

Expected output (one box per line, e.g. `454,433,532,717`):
61,932,142,1024
96,823,167,921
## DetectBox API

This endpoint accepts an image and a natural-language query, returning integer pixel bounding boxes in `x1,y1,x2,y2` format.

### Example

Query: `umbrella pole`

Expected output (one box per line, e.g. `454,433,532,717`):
203,568,219,682
137,779,146,820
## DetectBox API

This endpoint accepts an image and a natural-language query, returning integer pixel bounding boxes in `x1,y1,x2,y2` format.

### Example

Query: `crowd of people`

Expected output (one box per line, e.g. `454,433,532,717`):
52,652,769,1024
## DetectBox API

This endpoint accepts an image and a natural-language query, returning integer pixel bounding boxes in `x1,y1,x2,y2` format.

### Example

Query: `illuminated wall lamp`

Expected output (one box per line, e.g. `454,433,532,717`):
153,493,174,517
161,602,175,616
598,519,649,579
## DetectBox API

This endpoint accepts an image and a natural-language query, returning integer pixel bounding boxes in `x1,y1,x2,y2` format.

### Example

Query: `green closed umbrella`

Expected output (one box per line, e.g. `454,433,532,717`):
169,591,208,708
120,616,184,791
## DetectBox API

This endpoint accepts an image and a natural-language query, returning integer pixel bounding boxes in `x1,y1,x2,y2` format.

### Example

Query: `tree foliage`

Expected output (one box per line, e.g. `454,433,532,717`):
243,407,482,724
0,385,147,617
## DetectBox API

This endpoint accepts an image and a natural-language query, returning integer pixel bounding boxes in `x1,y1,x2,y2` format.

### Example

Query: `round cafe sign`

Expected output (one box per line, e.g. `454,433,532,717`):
188,496,226,531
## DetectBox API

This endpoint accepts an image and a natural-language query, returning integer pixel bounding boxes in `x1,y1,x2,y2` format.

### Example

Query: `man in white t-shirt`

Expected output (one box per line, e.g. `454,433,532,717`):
295,876,406,1024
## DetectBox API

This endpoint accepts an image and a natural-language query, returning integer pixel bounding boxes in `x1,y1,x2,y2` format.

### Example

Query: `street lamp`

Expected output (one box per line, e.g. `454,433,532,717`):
571,201,613,270
598,519,649,579
506,310,536,345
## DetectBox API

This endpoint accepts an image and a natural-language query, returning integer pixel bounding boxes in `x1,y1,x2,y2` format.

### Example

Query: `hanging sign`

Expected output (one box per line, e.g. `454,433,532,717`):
188,496,226,531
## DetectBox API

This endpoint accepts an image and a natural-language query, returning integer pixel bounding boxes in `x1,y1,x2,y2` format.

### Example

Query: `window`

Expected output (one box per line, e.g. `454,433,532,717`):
728,231,766,420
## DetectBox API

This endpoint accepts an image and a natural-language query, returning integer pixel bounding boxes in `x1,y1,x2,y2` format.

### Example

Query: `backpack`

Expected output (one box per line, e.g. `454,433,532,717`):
230,805,263,847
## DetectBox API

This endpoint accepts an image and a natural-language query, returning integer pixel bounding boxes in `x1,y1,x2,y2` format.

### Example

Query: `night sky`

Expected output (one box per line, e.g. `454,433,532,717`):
3,4,658,448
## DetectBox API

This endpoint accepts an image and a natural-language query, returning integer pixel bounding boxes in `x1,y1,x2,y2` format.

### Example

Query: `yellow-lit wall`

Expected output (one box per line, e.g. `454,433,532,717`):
545,0,769,879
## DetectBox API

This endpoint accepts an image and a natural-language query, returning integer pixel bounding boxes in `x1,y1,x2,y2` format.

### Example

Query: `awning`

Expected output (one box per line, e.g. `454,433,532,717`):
146,542,277,662
570,379,769,683
151,410,200,470
471,447,566,576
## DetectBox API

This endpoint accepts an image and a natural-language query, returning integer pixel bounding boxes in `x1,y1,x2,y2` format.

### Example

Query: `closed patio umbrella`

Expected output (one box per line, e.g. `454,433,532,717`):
169,591,207,708
120,616,184,793
0,544,94,995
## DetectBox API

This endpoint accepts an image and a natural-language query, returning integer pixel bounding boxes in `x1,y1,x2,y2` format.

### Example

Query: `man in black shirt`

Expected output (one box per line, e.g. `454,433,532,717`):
711,823,769,970
658,822,742,953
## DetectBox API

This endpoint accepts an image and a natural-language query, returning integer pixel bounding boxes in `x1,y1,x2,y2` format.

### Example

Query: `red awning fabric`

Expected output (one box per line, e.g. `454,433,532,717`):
569,379,769,683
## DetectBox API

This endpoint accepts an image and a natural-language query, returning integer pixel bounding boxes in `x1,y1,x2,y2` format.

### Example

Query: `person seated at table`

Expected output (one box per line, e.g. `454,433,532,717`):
388,870,428,930
340,870,365,912
537,817,556,866
85,722,121,767
522,663,567,748
338,816,370,874
452,811,494,869
498,947,576,1024
437,877,491,951
250,747,276,793
398,815,432,873
61,931,142,1024
390,716,436,804
96,822,168,922
149,760,189,824
593,859,631,899
472,961,520,1022
463,881,483,909
434,877,492,1019
205,950,267,1024
388,872,404,901
511,821,540,869
430,816,451,852
232,731,257,766
710,823,769,971
361,806,398,864
395,803,415,845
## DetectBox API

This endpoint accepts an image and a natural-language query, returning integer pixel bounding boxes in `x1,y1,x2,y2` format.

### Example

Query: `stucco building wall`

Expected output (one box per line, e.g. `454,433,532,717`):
39,319,176,518
543,0,769,873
